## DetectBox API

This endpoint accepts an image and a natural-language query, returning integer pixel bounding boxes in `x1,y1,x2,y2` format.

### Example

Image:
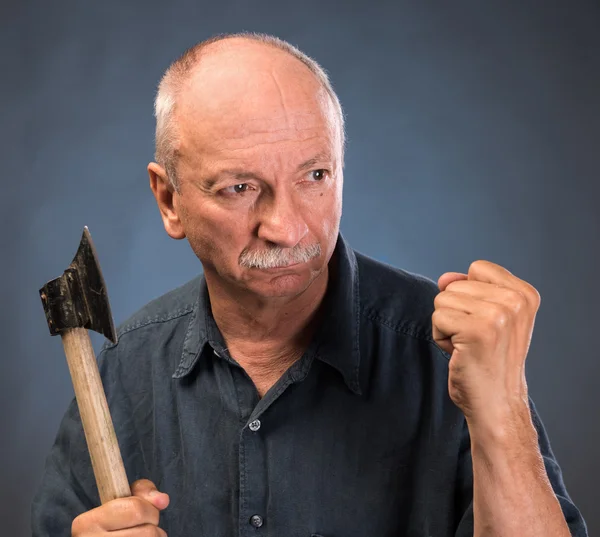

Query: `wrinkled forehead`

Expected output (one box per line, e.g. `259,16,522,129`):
174,48,342,157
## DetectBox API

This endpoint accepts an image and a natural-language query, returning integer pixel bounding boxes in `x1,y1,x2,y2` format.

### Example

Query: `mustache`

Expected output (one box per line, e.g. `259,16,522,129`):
239,243,322,269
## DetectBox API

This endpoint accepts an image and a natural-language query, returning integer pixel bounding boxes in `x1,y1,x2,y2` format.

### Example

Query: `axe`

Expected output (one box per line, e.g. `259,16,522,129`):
39,226,131,504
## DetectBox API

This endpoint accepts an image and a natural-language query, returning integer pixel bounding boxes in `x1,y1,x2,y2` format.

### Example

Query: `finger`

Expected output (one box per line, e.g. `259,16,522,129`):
107,523,168,536
437,272,468,292
435,290,478,315
468,260,514,285
89,496,160,531
130,479,159,496
467,260,540,307
432,307,470,345
131,479,170,510
440,281,528,315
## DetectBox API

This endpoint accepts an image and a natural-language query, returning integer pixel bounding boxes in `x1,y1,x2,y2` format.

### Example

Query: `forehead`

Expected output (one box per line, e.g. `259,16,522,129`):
174,45,340,163
177,119,337,182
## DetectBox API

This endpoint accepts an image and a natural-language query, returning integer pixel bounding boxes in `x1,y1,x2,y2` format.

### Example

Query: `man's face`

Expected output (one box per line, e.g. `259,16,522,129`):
168,45,343,299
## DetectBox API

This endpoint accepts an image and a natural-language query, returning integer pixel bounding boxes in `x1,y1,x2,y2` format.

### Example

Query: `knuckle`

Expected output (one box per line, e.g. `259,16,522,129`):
432,308,446,324
527,285,541,307
117,497,146,525
506,289,526,313
489,304,510,328
468,260,484,274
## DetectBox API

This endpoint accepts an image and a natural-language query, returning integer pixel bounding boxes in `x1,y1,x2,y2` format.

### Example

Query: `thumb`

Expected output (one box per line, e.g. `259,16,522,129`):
130,479,170,510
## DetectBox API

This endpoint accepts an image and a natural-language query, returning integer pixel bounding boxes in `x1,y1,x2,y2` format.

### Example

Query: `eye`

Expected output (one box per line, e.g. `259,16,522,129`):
310,169,328,181
223,183,250,195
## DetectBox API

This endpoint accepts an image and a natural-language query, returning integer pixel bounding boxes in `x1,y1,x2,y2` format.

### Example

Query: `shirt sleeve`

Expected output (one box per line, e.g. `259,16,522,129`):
31,344,143,536
454,398,588,537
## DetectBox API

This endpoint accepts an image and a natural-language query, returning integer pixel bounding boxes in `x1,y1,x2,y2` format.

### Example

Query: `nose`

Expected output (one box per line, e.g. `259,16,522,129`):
256,190,308,248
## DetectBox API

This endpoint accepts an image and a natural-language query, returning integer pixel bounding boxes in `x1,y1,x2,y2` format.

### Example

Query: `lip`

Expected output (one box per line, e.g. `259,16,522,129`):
258,262,303,272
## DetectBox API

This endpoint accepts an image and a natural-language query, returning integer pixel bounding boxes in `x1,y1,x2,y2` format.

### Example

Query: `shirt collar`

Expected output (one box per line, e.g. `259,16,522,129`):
172,233,362,395
309,233,362,394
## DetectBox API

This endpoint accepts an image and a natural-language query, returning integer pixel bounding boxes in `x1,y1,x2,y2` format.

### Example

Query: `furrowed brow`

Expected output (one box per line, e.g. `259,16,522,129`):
199,156,332,188
202,171,261,189
296,153,332,172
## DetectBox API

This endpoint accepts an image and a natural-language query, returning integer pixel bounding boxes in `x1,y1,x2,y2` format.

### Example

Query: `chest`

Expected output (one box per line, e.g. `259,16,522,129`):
131,357,466,537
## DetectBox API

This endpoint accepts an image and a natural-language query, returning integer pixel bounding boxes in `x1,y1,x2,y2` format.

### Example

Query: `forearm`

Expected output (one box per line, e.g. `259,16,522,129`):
469,407,571,537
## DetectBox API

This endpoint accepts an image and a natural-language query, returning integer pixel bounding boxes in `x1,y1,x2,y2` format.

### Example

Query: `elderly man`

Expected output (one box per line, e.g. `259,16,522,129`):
33,33,587,537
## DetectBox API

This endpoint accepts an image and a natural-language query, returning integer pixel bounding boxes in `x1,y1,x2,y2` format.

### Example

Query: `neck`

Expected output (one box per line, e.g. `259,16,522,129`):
204,266,330,365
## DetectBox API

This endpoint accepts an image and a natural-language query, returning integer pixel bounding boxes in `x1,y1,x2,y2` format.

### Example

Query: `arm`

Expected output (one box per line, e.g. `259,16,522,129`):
468,400,586,537
453,399,587,537
432,260,587,537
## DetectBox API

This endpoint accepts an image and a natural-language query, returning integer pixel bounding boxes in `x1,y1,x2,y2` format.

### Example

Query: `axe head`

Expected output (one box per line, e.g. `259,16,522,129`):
40,227,117,344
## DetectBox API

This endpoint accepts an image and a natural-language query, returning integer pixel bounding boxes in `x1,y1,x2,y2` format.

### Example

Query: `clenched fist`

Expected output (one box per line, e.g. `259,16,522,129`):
71,479,169,537
432,260,541,431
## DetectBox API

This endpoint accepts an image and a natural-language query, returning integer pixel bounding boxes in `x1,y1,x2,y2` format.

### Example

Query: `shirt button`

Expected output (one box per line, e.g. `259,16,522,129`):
250,514,263,527
249,419,261,432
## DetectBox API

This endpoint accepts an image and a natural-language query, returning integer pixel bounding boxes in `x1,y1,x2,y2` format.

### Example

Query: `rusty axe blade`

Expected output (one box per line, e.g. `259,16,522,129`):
40,226,117,344
39,226,130,504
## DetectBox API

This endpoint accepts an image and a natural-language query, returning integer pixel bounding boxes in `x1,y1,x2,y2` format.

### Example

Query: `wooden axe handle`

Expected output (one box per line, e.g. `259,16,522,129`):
61,327,131,504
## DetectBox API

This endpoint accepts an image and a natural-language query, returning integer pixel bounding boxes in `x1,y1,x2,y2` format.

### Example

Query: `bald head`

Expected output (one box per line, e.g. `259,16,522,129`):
154,33,345,189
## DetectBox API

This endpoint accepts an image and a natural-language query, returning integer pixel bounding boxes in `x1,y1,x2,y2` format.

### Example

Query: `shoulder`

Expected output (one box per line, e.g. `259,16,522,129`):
355,250,441,343
102,275,202,352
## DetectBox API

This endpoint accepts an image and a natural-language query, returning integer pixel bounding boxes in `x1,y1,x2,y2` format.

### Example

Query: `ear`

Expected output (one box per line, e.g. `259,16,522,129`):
148,162,186,240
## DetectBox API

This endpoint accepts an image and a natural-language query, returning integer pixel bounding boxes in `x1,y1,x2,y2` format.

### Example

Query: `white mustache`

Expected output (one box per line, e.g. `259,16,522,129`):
239,243,321,269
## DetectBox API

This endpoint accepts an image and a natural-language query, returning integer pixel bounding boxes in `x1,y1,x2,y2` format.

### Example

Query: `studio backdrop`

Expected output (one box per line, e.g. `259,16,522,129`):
1,1,598,535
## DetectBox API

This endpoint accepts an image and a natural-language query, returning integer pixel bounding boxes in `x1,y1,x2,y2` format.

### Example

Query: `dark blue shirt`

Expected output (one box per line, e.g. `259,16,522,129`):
32,234,587,536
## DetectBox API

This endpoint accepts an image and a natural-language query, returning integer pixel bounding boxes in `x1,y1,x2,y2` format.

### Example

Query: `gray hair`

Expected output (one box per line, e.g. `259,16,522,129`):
154,32,345,190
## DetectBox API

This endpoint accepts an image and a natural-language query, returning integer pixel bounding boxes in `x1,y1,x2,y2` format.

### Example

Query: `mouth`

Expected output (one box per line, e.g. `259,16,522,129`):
255,261,303,272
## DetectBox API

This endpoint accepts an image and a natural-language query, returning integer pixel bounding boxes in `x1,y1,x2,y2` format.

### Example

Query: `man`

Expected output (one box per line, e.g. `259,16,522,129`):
32,33,587,537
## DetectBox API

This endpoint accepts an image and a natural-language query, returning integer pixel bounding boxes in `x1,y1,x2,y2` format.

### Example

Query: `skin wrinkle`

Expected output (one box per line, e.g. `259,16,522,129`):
200,151,332,190
269,68,291,132
218,134,325,150
186,136,334,194
153,35,346,193
199,126,327,151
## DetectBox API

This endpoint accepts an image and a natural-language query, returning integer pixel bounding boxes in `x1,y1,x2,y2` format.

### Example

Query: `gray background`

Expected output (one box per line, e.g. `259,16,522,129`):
1,0,598,535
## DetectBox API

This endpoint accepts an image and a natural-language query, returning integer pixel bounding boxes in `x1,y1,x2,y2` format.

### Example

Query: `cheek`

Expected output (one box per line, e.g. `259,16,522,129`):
179,204,249,265
294,189,340,257
309,182,342,229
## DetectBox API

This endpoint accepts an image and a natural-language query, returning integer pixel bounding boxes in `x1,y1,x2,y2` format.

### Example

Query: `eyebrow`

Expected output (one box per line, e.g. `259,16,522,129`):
296,152,332,172
202,171,260,190
202,153,333,188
